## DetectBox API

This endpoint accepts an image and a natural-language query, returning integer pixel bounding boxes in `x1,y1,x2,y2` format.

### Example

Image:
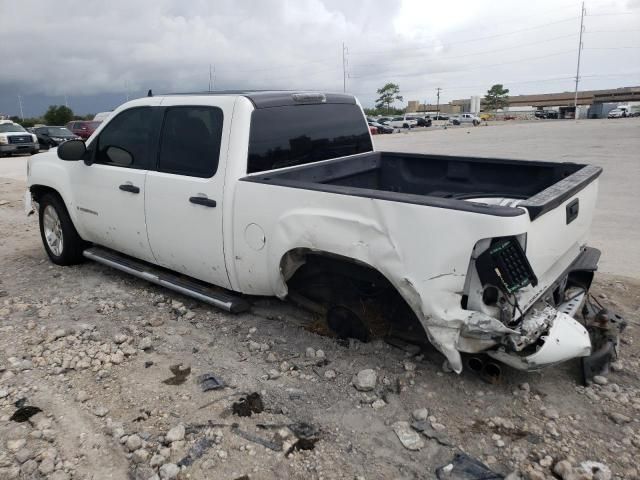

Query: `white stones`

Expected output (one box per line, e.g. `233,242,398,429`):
267,369,281,380
315,349,325,359
75,390,89,402
138,337,153,351
352,369,377,392
126,434,143,452
132,448,149,463
544,407,560,420
324,369,337,380
166,424,185,443
403,360,416,372
539,455,554,468
371,399,386,410
391,421,424,451
608,412,631,424
412,408,429,421
553,460,574,479
159,463,180,479
580,461,611,480
150,453,166,468
6,439,26,453
114,334,128,344
0,388,8,399
305,347,316,358
593,375,608,385
92,406,109,417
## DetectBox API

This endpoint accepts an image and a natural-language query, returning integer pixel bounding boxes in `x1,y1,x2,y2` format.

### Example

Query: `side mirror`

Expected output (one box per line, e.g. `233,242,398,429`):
105,146,133,166
57,139,86,161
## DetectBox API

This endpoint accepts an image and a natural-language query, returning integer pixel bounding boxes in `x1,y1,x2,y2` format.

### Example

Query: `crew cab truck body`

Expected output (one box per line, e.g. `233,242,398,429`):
26,91,607,374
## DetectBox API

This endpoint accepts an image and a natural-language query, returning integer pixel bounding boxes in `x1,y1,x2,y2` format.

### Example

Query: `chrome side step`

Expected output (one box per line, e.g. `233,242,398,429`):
83,247,250,313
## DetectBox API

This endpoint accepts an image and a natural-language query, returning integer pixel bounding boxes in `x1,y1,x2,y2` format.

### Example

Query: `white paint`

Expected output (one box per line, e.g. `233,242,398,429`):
26,92,602,373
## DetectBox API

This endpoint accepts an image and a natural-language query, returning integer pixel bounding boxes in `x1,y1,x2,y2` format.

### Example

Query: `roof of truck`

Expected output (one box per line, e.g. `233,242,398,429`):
161,90,356,108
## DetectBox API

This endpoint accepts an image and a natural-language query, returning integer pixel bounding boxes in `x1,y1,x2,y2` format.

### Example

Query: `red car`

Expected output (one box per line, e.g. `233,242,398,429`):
65,120,101,139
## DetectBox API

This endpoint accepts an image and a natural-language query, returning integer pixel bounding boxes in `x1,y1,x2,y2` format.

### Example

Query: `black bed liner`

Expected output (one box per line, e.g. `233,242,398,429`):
241,151,602,219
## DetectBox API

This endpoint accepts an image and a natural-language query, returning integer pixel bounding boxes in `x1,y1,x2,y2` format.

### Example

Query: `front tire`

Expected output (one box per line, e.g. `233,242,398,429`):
38,193,85,265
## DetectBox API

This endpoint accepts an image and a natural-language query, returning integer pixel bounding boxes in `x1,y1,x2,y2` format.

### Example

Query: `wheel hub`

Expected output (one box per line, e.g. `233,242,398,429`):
43,205,63,256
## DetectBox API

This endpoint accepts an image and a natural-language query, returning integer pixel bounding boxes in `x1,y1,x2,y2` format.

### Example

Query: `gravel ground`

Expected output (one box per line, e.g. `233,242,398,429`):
1,120,639,480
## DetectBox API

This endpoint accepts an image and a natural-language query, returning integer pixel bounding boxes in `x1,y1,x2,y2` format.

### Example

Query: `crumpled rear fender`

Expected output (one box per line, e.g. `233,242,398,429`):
265,207,521,373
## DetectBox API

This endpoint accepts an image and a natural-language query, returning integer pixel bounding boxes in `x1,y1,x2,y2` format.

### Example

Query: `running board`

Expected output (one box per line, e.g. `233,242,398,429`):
83,247,250,313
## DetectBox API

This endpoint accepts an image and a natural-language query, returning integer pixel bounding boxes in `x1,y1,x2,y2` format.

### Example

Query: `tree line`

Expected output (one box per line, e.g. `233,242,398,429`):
365,82,510,116
9,105,94,128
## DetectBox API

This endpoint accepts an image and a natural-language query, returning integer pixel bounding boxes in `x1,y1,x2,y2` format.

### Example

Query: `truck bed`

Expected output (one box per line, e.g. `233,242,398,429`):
241,152,602,219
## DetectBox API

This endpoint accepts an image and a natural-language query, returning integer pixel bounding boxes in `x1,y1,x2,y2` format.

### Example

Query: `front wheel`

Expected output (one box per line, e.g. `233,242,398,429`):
38,193,86,265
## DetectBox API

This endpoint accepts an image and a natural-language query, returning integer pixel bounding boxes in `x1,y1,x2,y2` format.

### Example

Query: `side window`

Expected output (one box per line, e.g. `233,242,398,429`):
158,106,223,178
95,107,154,168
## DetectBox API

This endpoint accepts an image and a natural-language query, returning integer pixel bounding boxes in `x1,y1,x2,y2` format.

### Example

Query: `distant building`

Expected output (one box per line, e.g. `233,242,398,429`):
407,86,640,119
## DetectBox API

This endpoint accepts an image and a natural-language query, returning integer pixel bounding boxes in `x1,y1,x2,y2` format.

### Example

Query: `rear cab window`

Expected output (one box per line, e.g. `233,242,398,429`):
247,103,373,174
158,106,223,178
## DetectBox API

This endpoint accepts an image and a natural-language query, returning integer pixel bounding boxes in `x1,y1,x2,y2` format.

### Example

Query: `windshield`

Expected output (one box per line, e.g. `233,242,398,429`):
0,123,27,133
48,127,74,136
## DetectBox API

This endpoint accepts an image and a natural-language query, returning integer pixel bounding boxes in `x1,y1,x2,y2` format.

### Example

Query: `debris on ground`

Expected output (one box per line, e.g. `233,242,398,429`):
232,392,264,417
411,420,454,447
177,437,216,466
197,372,225,391
392,421,424,451
162,364,192,385
9,405,42,422
436,452,504,479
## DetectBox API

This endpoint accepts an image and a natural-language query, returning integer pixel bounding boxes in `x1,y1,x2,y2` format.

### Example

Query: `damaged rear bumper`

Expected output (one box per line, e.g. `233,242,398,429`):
455,246,621,374
487,309,591,370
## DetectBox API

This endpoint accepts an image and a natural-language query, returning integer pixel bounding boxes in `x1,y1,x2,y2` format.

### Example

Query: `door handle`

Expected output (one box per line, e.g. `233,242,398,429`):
119,184,140,194
189,196,217,207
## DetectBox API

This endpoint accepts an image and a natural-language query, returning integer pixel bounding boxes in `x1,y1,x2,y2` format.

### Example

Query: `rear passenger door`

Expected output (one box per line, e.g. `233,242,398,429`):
144,98,234,289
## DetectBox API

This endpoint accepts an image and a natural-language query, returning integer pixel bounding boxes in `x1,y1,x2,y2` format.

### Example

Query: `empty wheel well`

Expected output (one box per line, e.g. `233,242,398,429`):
282,249,424,340
30,185,62,204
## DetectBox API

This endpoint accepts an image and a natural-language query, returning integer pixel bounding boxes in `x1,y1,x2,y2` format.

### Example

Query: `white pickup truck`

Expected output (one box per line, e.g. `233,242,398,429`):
26,91,611,375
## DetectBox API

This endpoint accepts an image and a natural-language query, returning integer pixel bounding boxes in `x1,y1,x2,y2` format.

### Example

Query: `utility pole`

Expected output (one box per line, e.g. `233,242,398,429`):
17,94,24,121
209,64,216,91
342,42,348,93
436,87,442,118
573,1,586,120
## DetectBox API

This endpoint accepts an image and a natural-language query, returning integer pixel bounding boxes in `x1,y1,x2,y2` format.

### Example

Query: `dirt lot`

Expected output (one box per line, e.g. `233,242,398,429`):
1,120,639,480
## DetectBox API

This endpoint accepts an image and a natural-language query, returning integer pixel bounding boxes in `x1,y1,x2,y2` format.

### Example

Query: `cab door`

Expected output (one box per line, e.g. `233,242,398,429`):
144,98,235,289
71,103,163,263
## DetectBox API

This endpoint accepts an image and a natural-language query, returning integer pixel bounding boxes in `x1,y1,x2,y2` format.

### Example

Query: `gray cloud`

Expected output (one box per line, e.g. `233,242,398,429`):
1,0,638,116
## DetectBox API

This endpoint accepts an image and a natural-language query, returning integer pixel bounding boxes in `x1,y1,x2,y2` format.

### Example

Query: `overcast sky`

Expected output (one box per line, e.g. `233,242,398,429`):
1,0,639,116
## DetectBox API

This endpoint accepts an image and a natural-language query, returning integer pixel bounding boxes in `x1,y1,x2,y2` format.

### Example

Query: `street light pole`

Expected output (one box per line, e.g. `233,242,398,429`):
573,2,586,120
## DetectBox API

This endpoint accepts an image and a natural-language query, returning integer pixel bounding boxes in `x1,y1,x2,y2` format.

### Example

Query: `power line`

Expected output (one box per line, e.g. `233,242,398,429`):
349,16,580,57
350,33,578,69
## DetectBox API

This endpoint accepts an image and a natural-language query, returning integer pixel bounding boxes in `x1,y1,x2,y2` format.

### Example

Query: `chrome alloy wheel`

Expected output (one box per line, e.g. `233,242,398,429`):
43,205,64,256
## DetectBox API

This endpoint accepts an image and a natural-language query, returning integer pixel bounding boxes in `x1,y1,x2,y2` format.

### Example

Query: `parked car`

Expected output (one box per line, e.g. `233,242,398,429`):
376,117,392,125
26,90,608,375
0,121,39,157
93,111,112,122
66,120,102,139
535,110,558,119
450,113,481,126
406,115,432,127
431,113,449,120
368,121,394,134
607,108,628,119
368,125,378,135
33,126,80,149
387,116,417,128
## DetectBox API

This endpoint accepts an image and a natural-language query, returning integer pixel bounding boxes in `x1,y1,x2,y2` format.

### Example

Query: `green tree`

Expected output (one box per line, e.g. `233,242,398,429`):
375,83,403,114
484,84,510,111
43,105,74,125
9,116,41,128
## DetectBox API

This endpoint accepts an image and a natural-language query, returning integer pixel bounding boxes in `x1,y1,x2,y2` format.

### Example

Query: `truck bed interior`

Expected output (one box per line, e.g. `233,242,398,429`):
242,152,602,219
